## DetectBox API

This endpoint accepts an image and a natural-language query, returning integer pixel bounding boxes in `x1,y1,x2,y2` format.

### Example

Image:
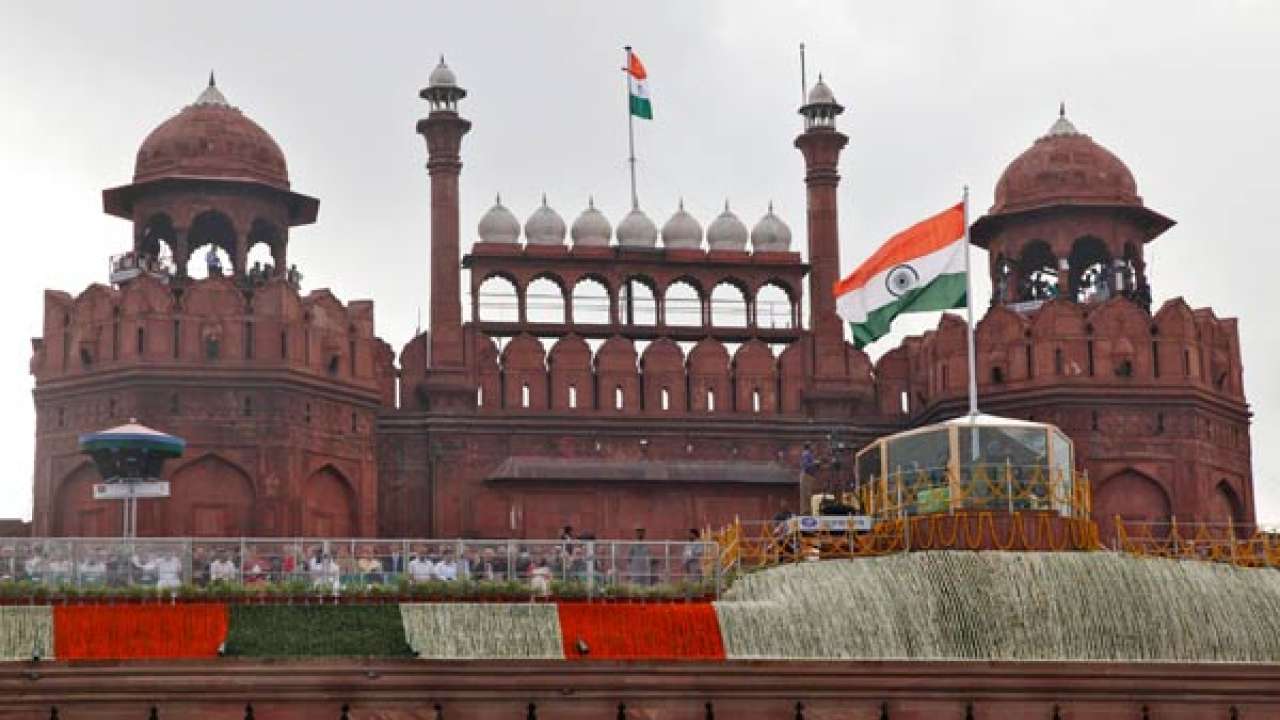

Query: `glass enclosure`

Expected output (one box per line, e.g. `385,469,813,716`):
855,415,1084,519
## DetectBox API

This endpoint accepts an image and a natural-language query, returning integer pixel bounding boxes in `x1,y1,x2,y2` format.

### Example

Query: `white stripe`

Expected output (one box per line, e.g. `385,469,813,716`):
629,76,650,100
836,238,966,323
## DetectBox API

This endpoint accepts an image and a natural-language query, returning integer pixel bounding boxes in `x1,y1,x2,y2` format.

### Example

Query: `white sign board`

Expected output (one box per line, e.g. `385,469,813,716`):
786,515,873,533
93,481,170,500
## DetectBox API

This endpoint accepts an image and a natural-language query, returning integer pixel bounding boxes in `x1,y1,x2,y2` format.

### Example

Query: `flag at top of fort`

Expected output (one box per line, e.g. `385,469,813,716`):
835,202,968,348
627,51,652,119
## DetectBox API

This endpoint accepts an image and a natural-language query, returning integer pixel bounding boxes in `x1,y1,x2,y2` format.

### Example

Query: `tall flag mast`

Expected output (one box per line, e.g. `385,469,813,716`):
623,46,652,209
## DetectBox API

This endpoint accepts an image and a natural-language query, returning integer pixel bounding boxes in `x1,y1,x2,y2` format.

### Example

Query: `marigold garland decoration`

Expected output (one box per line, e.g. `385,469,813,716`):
53,603,228,660
556,602,726,660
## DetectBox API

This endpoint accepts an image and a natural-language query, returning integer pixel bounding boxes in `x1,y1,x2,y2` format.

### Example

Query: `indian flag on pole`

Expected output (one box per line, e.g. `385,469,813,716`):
627,51,652,119
835,202,968,349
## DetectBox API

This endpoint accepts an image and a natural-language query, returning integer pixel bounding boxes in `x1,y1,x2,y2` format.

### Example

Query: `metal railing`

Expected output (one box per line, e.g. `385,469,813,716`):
0,538,721,599
863,464,1090,521
1112,518,1280,567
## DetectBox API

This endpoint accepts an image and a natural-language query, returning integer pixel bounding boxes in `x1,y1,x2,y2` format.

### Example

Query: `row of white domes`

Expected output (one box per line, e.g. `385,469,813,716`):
477,196,793,252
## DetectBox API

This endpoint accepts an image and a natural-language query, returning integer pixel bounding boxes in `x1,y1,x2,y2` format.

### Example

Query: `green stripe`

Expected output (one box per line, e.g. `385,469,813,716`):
630,95,653,119
850,271,967,349
223,605,414,658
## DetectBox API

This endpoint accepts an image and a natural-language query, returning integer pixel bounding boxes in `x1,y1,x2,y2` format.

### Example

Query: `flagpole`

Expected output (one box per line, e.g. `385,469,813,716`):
624,45,638,209
962,185,979,418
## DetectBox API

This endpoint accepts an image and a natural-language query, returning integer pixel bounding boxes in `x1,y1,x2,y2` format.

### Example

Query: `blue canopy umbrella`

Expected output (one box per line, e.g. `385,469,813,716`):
78,420,185,481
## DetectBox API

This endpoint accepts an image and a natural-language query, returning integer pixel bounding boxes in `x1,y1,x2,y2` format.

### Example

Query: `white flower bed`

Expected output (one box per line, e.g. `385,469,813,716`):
0,606,53,661
399,603,564,660
715,551,1280,661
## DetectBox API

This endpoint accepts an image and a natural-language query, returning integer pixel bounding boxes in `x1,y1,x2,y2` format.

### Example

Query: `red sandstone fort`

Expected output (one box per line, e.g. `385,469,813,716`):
25,61,1253,540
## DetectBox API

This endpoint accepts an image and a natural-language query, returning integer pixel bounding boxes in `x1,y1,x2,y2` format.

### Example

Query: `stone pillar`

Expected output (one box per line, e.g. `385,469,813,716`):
795,126,848,363
418,110,471,367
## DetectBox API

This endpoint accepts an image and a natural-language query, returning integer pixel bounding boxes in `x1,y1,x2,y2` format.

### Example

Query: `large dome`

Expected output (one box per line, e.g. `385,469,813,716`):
991,109,1139,215
133,76,290,190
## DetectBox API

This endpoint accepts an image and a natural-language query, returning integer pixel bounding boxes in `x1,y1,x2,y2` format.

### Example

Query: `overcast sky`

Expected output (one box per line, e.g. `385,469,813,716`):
1,1,1277,525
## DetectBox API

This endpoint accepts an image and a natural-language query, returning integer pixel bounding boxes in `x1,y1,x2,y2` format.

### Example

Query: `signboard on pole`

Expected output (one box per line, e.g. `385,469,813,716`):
93,482,170,500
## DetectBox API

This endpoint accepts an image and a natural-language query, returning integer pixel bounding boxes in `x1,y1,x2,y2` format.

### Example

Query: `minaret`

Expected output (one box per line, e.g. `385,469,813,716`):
795,75,858,414
416,56,473,409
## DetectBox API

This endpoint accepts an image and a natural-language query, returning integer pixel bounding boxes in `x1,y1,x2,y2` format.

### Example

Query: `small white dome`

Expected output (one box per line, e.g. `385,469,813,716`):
661,200,702,249
1046,102,1080,137
807,75,836,105
617,206,658,248
706,201,749,251
570,197,612,247
477,194,520,244
750,203,792,252
194,72,229,107
524,195,567,245
429,56,458,88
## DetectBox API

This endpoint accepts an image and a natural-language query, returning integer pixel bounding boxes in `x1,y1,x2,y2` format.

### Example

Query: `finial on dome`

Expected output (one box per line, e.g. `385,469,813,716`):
724,199,731,212
541,192,548,206
679,197,685,211
768,200,774,213
588,195,595,209
495,192,502,205
194,72,230,107
1045,103,1080,137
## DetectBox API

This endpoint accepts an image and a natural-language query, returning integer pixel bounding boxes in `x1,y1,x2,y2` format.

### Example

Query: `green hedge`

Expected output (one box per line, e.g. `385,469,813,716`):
223,605,413,658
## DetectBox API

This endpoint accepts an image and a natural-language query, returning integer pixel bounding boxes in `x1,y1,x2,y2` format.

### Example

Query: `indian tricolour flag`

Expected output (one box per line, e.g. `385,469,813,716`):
627,51,652,119
835,202,968,348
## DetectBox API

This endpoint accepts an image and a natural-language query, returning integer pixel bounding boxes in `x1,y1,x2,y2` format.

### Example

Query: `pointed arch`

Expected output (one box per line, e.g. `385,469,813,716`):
303,464,358,537
53,462,119,537
140,453,256,536
1095,468,1172,532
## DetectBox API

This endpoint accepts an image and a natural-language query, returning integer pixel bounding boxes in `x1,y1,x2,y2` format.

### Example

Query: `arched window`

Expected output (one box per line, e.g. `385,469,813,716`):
477,386,484,407
661,387,670,411
136,326,145,356
710,281,748,327
755,282,795,329
185,210,237,279
751,389,761,413
899,390,910,415
1069,236,1112,303
477,275,519,322
1018,241,1059,302
571,277,612,324
663,280,702,327
706,389,716,412
619,277,658,325
525,276,566,323
568,385,578,409
521,383,531,408
614,386,624,410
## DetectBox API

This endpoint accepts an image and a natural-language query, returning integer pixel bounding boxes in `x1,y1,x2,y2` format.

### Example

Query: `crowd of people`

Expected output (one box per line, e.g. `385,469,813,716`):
0,532,715,593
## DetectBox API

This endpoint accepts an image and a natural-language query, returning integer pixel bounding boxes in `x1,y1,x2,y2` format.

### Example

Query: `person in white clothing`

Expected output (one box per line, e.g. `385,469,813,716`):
78,556,107,585
407,554,435,583
209,554,238,584
434,556,458,582
134,552,183,590
307,550,339,592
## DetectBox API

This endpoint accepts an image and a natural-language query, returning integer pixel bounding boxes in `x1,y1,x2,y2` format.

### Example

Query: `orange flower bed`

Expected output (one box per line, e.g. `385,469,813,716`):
54,603,229,660
556,602,725,661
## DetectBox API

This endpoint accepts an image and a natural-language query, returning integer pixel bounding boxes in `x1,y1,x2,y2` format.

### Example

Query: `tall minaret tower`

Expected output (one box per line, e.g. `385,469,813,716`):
416,57,473,410
795,76,861,416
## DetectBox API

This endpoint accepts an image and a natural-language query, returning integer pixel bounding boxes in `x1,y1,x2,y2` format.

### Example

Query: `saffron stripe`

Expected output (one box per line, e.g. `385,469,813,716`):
835,203,965,296
53,603,228,660
557,602,726,660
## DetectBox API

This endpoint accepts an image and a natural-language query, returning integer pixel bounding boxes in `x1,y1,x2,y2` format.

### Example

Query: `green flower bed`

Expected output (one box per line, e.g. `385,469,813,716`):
222,605,414,658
